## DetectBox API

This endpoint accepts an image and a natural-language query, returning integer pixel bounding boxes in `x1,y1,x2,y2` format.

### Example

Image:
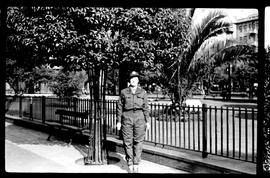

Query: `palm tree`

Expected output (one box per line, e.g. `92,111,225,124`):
170,9,256,105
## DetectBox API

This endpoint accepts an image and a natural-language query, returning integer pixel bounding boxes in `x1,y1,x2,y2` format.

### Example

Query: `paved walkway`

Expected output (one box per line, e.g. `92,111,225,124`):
5,121,188,173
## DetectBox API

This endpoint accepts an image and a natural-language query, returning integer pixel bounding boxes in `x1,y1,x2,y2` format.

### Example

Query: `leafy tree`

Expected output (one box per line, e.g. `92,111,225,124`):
115,8,191,92
6,7,191,97
56,7,119,164
106,67,119,95
148,8,190,97
6,7,73,94
231,60,258,93
6,7,34,93
208,50,257,95
48,70,87,98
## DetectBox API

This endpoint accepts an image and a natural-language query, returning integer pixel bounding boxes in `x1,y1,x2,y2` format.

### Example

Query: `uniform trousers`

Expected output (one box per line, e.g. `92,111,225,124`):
121,110,146,166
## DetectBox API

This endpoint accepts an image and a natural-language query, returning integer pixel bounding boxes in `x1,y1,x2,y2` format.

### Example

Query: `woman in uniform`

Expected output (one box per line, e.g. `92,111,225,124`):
117,71,150,173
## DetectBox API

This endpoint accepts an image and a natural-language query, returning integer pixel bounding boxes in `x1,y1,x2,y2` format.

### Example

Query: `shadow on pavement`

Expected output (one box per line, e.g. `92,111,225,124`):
5,123,69,146
5,121,128,172
72,141,127,172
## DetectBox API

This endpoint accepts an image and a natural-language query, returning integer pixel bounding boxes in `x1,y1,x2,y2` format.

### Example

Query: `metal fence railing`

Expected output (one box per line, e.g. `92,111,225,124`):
5,95,257,163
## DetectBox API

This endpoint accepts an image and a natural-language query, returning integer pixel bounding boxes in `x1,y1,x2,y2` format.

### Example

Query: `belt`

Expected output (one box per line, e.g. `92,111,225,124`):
124,108,143,112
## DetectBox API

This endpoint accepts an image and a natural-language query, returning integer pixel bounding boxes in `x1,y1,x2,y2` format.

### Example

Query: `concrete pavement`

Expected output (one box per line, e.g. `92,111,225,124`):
5,121,188,173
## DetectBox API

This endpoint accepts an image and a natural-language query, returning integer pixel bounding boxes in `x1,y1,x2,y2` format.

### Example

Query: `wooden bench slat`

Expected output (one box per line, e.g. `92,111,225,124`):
45,121,62,127
62,125,83,131
46,109,90,144
55,109,88,118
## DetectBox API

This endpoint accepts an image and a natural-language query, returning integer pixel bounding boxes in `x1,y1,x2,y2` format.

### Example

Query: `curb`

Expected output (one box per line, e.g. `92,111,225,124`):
105,137,255,174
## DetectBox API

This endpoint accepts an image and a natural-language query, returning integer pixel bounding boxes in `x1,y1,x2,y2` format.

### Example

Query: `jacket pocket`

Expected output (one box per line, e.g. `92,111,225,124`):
125,96,133,108
136,95,144,106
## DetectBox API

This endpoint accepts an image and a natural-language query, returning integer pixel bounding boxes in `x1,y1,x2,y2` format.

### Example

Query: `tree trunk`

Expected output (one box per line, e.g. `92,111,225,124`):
84,65,108,165
173,86,180,104
177,56,184,107
27,82,35,94
8,81,20,95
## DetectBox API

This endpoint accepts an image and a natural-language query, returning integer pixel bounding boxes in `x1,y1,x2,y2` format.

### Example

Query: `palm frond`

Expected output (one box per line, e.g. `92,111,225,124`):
168,59,178,69
190,10,229,45
212,44,256,66
188,36,236,71
169,69,178,83
186,34,255,83
181,10,231,75
186,8,196,19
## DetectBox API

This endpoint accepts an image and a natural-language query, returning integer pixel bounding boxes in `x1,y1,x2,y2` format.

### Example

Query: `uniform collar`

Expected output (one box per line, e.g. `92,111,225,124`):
128,86,142,94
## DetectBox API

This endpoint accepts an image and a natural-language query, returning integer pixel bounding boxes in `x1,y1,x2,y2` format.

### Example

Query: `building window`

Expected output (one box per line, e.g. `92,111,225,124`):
249,23,252,30
243,24,247,32
239,25,242,32
252,22,255,30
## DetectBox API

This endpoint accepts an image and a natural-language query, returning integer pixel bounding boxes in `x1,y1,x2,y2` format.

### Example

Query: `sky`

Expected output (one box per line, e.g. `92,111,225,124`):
193,8,258,24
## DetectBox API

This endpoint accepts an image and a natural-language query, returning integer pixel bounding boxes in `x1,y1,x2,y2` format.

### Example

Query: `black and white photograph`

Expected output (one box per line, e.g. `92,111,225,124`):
2,4,270,175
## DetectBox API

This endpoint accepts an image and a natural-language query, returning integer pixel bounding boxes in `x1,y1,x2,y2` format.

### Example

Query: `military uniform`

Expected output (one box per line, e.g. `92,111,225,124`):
117,86,149,167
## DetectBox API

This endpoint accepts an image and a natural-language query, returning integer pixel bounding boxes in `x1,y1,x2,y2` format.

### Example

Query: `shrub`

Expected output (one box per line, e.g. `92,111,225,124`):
48,70,87,98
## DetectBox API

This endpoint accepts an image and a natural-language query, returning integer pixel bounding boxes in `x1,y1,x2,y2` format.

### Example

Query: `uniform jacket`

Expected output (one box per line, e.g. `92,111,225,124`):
117,86,150,123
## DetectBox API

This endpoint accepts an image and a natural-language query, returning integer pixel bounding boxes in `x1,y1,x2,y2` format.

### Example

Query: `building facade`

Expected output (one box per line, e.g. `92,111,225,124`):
233,13,258,47
229,13,258,96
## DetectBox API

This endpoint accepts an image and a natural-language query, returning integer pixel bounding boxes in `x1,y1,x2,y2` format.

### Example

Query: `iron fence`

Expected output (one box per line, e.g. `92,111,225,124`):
5,95,257,163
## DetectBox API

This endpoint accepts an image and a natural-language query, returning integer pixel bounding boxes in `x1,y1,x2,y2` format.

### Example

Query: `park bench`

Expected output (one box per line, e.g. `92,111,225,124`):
46,109,89,145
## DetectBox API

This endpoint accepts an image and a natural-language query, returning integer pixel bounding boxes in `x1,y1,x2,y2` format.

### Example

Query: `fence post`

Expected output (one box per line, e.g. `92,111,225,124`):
30,97,33,120
73,97,77,125
19,95,22,117
202,103,208,158
41,96,46,124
